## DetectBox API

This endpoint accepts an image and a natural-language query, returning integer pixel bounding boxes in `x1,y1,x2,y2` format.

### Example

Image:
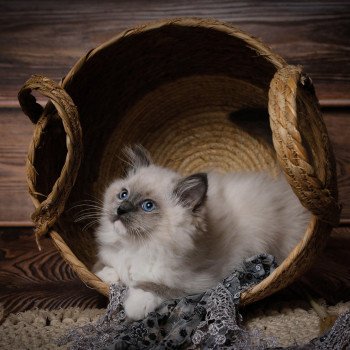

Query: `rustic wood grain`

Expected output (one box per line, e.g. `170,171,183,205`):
1,107,348,224
0,108,34,225
324,109,350,224
0,0,349,105
0,227,107,319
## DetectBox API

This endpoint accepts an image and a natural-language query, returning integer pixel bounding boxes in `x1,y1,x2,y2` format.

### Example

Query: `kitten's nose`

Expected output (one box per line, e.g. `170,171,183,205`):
117,201,134,216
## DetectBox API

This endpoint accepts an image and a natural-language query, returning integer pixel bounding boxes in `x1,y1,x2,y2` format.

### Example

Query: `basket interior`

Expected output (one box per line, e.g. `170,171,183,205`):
35,23,286,268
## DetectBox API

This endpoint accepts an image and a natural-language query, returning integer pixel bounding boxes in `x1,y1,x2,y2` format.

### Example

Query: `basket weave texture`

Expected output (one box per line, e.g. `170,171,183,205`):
18,18,341,304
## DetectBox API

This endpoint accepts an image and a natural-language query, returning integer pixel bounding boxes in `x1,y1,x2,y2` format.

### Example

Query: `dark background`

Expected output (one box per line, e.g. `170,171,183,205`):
0,0,349,317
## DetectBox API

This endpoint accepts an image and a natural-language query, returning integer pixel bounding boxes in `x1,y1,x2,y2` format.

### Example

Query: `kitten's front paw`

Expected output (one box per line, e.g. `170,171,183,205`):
95,266,120,284
124,288,163,320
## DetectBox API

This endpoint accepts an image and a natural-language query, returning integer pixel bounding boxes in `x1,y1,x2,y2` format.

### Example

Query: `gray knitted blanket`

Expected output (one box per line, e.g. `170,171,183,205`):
57,254,350,349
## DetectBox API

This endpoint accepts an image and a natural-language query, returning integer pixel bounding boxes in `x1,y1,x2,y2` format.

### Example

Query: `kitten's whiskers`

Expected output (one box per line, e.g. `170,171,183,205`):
69,199,113,230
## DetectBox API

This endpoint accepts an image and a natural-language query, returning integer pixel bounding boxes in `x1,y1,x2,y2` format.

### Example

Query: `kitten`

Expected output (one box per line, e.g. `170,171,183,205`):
93,145,310,320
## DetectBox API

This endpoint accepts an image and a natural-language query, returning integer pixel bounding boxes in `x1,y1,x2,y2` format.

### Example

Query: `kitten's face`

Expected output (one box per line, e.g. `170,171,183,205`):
100,145,207,244
103,166,177,240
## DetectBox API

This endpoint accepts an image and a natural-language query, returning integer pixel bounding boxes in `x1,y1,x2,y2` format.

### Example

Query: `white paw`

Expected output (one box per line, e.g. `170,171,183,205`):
95,266,120,284
124,288,163,320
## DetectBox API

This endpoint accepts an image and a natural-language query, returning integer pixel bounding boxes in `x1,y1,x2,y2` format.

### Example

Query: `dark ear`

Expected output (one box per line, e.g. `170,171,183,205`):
123,144,152,173
174,173,208,210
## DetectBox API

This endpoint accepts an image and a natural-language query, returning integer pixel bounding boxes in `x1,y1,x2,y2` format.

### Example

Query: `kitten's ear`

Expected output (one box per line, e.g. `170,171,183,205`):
123,144,152,173
174,173,208,210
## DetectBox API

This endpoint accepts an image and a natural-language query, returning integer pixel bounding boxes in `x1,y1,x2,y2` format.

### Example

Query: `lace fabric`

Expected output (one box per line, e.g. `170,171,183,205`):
57,254,350,349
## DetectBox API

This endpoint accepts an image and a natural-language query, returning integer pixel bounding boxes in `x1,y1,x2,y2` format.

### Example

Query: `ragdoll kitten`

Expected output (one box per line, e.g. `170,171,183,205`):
93,145,310,320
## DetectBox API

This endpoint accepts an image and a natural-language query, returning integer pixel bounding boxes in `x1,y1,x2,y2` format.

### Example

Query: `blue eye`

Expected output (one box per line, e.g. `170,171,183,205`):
118,189,129,200
141,200,155,212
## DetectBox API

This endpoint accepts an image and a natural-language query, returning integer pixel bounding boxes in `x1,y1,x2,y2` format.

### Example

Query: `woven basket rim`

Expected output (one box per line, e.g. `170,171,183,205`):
61,17,287,90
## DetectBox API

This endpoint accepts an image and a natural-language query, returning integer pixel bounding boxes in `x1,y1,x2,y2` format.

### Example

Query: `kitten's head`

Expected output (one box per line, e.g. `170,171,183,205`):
99,145,208,247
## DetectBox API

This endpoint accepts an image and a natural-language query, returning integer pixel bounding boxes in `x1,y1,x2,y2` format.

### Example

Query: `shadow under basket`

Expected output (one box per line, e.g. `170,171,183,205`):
18,18,341,305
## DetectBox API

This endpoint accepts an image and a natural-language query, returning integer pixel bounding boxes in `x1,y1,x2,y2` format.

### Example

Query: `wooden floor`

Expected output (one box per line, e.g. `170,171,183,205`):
0,1,349,320
0,227,107,320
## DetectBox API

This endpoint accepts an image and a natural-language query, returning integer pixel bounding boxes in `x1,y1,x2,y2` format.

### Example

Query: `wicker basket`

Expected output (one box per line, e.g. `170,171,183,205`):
18,18,341,305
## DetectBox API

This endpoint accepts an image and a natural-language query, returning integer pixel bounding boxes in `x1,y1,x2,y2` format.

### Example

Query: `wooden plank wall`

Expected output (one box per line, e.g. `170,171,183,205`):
1,0,349,225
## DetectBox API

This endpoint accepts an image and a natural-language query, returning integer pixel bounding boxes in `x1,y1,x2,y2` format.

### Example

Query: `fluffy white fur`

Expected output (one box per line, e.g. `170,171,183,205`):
93,147,310,320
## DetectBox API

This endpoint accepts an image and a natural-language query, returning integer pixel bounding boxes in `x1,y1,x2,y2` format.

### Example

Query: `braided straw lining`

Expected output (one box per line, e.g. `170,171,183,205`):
18,18,339,304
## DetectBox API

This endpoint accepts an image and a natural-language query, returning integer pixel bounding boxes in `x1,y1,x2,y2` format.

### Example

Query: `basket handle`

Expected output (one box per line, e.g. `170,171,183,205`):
18,75,83,249
268,65,341,226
